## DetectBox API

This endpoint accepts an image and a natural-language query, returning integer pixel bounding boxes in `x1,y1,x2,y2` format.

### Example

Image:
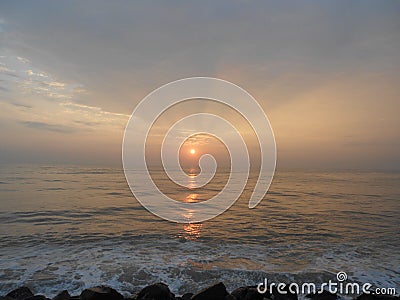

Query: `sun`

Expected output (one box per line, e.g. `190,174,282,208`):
190,149,196,155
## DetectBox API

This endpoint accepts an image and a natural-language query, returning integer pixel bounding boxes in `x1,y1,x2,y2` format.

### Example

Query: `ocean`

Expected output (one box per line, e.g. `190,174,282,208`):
0,164,399,296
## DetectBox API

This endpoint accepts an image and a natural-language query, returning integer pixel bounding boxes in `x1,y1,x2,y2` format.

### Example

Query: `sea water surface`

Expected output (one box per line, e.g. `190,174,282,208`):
0,165,399,296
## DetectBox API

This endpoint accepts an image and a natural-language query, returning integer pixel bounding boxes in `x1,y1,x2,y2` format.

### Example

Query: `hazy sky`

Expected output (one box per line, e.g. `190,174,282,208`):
0,1,399,170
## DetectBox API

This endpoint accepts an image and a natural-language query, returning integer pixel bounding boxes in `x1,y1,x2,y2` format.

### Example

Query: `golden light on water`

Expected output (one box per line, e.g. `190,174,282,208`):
179,168,203,240
185,193,198,203
182,223,202,240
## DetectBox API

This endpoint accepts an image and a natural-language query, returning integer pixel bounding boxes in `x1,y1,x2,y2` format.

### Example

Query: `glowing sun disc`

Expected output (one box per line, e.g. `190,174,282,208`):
190,149,196,155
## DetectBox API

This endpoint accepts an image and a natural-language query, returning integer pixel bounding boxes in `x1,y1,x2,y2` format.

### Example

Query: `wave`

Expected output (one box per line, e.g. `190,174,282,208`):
1,236,398,297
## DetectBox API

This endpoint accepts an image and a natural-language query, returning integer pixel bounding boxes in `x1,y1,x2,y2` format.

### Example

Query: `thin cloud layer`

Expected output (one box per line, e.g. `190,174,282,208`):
0,1,399,168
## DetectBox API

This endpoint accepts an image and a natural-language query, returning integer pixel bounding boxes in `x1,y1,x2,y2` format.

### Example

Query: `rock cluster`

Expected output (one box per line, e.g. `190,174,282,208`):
1,284,398,300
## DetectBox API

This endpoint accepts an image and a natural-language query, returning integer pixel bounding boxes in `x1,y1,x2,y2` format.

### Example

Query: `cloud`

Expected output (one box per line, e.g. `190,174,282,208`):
0,51,128,134
1,52,84,102
60,101,130,119
0,1,399,167
20,121,76,133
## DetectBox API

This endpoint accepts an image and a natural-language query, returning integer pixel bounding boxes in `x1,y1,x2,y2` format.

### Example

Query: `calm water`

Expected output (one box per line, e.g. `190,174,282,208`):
0,165,399,296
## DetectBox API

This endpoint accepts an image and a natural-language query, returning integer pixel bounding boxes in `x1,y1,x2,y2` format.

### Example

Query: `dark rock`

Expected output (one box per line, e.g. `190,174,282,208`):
124,294,138,300
191,282,229,300
80,286,124,300
181,293,193,300
355,294,399,300
0,297,14,300
52,291,70,300
25,296,48,300
271,285,297,300
6,287,34,300
225,295,236,300
231,286,265,300
306,290,338,300
136,283,174,300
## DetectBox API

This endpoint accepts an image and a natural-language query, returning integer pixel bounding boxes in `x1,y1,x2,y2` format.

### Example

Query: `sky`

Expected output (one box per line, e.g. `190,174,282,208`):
0,1,399,170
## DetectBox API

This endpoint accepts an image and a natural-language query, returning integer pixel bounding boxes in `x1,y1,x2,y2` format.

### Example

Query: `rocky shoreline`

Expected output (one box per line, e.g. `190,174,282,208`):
1,284,398,300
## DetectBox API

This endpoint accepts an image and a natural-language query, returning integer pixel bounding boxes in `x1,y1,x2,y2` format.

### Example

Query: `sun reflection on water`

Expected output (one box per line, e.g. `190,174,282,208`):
180,223,203,241
178,175,203,240
188,173,197,189
185,193,198,203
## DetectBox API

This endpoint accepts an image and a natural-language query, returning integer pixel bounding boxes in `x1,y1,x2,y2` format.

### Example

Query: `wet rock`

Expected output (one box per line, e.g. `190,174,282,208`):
270,285,297,300
80,286,124,300
6,287,34,300
136,283,174,300
25,296,48,300
124,294,138,300
52,291,70,300
306,290,338,300
181,293,193,300
191,282,229,300
231,286,265,300
355,294,399,300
